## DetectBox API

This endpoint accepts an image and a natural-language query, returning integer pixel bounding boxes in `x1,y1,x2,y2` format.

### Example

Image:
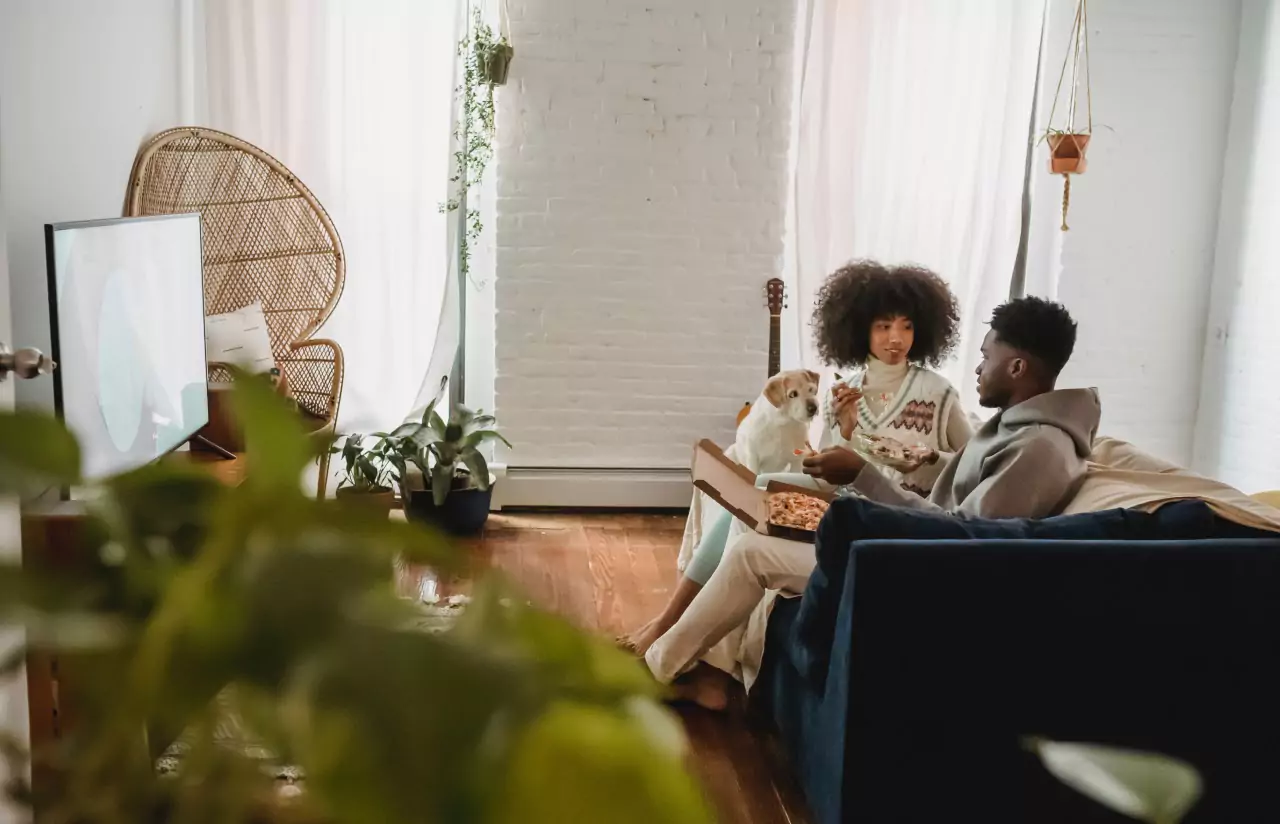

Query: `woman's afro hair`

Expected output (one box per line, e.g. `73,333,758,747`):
810,260,960,369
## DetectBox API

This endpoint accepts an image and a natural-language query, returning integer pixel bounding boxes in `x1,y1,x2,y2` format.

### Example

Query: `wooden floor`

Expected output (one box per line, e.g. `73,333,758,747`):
398,512,810,824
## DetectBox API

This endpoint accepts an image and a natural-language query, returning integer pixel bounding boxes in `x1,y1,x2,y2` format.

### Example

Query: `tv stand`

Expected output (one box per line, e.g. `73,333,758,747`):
191,433,237,460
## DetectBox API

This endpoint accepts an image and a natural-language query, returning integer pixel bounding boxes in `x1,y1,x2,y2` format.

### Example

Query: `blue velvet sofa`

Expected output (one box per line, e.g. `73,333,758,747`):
755,537,1280,823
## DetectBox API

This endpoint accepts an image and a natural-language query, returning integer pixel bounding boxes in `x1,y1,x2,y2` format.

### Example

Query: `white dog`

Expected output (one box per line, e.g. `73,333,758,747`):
734,369,821,475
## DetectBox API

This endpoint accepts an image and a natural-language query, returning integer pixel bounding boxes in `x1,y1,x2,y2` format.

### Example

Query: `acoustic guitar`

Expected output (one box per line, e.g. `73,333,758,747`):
736,277,786,427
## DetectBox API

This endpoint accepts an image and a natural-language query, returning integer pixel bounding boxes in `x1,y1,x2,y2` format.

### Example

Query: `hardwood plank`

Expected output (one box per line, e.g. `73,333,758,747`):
584,526,625,636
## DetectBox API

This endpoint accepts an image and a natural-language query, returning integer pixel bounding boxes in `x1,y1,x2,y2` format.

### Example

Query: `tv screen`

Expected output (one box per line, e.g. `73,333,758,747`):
45,214,209,482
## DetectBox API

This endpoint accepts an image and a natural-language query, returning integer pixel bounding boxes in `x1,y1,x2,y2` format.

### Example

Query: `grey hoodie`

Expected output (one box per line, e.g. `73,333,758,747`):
851,388,1101,519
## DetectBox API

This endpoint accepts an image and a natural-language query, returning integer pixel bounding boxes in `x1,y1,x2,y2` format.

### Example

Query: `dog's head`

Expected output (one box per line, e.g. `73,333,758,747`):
763,370,821,423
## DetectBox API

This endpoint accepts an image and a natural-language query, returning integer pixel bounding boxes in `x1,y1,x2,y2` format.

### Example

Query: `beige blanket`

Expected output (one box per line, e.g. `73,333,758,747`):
1062,437,1280,532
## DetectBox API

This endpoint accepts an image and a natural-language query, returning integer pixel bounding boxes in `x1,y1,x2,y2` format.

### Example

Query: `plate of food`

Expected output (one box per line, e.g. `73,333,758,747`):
852,433,924,472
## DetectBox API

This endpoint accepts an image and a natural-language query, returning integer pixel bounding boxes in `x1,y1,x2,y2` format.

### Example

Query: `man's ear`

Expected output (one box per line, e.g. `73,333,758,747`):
1009,357,1027,380
763,375,786,408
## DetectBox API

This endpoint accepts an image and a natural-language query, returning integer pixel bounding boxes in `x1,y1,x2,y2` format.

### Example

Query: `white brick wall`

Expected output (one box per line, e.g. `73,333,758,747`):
493,0,796,468
1030,0,1242,467
1192,0,1280,493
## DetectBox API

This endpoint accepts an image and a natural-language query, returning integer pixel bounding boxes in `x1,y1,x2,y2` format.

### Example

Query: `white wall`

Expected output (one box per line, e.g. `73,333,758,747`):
492,0,796,470
0,95,33,824
1026,0,1243,466
0,0,183,413
1193,0,1280,493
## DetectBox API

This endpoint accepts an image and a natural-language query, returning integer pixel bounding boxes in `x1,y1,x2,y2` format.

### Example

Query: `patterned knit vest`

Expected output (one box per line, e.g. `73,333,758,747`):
823,365,959,497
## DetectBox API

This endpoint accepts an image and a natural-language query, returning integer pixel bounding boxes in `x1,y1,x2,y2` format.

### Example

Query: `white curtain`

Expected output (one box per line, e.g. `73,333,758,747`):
192,0,463,434
786,0,1044,412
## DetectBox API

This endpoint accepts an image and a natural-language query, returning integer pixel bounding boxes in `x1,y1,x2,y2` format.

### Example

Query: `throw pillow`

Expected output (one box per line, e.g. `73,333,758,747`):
205,302,275,373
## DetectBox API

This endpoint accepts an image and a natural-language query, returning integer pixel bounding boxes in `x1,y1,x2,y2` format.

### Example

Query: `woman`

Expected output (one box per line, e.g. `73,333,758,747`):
621,260,972,656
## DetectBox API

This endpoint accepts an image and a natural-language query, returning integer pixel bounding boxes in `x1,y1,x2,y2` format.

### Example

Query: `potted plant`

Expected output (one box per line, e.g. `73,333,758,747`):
395,377,509,535
479,39,513,86
331,432,399,517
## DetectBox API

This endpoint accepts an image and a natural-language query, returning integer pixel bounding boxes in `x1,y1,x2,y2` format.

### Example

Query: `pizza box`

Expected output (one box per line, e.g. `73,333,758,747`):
690,439,832,544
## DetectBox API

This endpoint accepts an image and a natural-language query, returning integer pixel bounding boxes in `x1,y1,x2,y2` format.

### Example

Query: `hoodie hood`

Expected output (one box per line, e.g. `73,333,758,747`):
998,388,1101,458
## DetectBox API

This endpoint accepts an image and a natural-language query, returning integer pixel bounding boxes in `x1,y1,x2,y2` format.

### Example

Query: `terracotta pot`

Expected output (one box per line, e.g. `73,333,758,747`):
335,487,396,519
1048,132,1090,174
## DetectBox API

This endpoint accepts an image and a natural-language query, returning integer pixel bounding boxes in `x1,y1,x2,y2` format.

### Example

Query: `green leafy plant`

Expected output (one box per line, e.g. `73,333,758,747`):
440,8,509,286
394,376,509,506
0,374,709,824
331,433,400,493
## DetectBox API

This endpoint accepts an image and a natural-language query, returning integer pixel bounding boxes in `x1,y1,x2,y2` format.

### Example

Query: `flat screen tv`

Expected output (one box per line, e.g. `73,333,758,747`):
45,213,209,483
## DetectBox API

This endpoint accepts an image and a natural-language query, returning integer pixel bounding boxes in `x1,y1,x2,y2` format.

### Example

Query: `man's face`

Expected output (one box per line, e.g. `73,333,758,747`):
974,330,1020,409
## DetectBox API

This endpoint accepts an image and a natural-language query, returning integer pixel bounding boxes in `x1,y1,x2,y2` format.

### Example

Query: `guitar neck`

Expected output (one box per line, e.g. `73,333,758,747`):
768,314,781,377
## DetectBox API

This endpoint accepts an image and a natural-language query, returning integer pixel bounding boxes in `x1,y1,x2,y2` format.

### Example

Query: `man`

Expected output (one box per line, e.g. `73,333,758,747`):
645,296,1101,701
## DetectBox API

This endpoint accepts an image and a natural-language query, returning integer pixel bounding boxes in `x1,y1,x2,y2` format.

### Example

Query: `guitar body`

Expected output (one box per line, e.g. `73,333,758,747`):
736,278,786,428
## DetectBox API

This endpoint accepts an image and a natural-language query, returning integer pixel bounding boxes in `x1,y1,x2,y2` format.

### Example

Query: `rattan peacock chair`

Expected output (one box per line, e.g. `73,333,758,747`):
124,127,346,497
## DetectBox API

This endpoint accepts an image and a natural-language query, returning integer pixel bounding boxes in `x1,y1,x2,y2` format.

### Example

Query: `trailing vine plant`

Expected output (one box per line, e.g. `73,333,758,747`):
441,8,509,286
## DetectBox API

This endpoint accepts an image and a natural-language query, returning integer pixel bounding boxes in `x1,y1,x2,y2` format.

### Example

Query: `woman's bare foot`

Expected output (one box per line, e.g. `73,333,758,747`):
616,614,675,657
668,664,731,712
616,576,705,656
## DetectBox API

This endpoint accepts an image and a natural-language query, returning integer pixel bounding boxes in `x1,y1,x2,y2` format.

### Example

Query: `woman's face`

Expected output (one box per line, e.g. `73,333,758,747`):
869,315,914,365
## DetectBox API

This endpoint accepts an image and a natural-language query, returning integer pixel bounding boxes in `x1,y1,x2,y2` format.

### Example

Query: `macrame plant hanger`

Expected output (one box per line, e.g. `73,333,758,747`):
1044,0,1092,231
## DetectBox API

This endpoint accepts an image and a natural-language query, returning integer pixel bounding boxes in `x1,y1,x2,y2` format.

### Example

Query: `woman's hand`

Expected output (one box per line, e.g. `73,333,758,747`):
802,447,866,485
831,383,863,440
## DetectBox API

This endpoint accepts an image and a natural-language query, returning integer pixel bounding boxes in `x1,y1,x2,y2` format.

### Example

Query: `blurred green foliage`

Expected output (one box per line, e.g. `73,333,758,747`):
0,376,711,824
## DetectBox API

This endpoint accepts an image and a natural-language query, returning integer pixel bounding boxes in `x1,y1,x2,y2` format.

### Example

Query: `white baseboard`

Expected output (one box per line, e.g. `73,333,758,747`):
490,465,691,510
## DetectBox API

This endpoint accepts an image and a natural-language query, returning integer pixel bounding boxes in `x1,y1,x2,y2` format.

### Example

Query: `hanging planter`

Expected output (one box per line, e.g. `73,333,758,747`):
480,41,514,86
1040,0,1094,231
1047,131,1090,175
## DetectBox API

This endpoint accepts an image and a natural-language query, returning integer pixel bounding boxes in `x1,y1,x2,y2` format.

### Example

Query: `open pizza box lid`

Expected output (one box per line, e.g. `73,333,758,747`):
690,439,832,543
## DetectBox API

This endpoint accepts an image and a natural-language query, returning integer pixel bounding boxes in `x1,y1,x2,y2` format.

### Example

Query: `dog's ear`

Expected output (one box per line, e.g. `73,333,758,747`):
804,370,821,387
763,374,786,408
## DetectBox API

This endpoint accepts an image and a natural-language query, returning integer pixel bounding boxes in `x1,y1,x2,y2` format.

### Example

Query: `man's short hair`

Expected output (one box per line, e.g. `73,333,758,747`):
989,296,1078,376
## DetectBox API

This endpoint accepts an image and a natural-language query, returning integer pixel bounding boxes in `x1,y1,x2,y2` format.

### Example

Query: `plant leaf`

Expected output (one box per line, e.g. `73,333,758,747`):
389,423,422,440
356,456,379,487
451,405,477,428
230,370,321,492
464,415,497,435
462,450,490,491
420,375,448,425
431,461,453,506
1024,738,1203,823
0,409,81,493
461,430,512,451
410,428,443,450
493,701,712,824
428,410,447,440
